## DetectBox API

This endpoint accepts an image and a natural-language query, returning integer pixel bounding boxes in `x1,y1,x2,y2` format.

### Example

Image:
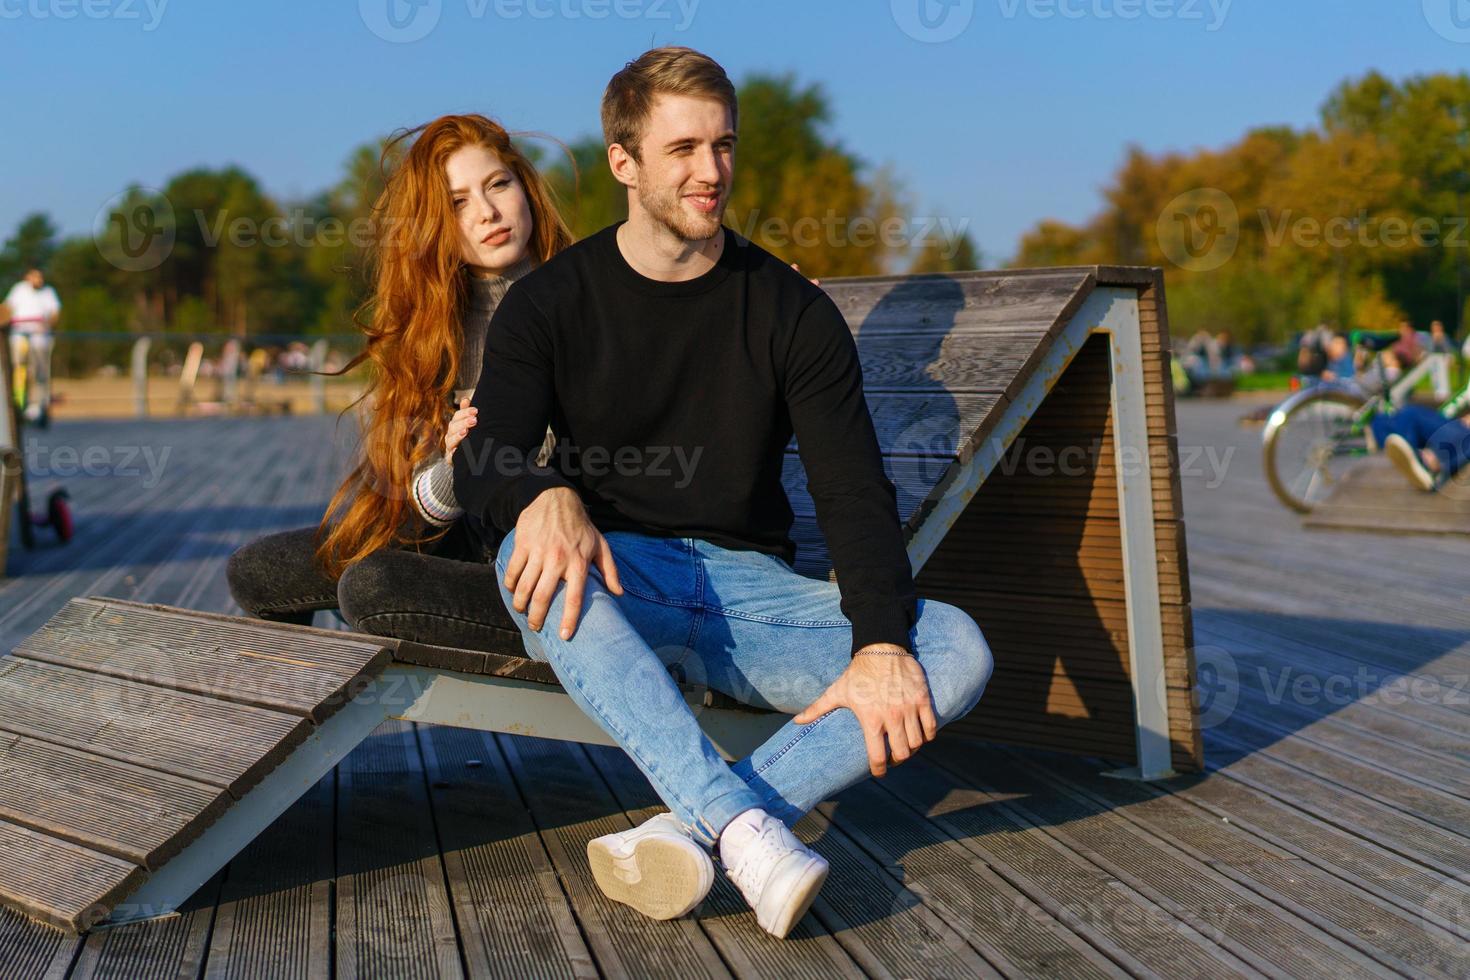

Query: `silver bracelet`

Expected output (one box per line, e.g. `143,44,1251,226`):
855,648,915,657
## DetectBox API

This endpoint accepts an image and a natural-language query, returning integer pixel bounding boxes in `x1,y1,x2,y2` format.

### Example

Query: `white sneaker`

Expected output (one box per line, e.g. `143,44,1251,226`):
586,812,714,920
1384,434,1436,491
720,811,830,939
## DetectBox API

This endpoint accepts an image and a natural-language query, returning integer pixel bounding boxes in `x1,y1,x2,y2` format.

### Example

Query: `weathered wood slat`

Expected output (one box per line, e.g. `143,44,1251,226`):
0,732,228,870
418,725,598,979
391,638,553,682
1026,750,1470,979
16,597,393,722
0,819,144,934
787,390,1002,460
803,779,1134,978
0,656,312,798
1304,458,1470,535
982,747,1440,979
0,903,83,978
851,330,1046,394
335,721,462,980
828,270,1093,340
202,774,333,980
498,734,733,979
874,755,1259,976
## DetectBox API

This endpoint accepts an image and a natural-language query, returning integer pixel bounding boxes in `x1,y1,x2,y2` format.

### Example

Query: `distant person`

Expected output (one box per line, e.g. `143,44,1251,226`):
1427,320,1454,355
4,267,61,426
1371,404,1470,492
1389,319,1424,368
1180,329,1224,392
1319,333,1355,384
1296,322,1333,377
1420,319,1457,399
1215,330,1253,375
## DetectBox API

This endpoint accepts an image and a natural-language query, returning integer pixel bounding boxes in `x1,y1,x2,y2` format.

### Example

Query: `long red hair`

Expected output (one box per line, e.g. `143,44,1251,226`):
316,114,573,577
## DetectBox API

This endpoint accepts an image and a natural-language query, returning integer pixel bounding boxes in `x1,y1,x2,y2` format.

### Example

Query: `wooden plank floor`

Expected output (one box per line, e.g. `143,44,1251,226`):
1,401,1467,978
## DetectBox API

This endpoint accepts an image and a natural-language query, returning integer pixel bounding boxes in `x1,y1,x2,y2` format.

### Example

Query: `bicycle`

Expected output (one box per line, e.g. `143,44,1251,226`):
1262,331,1468,513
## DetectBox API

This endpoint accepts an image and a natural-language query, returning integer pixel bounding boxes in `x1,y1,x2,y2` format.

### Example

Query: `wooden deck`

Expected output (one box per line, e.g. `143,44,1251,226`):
1,396,1467,979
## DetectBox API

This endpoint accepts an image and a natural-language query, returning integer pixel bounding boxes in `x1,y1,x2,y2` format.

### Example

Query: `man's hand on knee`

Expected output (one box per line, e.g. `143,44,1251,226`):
793,645,938,778
502,487,623,641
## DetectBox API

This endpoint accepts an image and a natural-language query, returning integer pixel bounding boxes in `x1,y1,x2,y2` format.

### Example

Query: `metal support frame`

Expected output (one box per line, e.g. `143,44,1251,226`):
384,664,787,761
1098,297,1175,781
99,662,788,927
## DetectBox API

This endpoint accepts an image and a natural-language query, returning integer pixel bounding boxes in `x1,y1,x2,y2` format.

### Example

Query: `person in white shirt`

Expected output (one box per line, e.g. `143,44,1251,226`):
5,268,61,425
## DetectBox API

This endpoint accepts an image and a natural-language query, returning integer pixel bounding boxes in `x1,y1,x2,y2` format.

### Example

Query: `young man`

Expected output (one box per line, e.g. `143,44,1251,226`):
4,268,61,426
453,47,992,939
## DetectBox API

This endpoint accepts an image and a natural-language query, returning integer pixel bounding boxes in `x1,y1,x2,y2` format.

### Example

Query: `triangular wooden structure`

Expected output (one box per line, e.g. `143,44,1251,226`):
0,266,1197,932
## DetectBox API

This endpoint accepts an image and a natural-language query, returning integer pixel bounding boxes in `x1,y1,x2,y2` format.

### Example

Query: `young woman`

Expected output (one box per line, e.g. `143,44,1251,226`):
226,114,572,648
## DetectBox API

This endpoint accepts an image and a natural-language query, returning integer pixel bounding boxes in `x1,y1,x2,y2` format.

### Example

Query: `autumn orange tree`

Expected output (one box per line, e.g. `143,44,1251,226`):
1015,70,1470,346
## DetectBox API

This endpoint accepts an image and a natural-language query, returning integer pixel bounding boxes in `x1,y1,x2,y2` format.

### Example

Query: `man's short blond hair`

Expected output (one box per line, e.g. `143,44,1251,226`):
601,46,738,161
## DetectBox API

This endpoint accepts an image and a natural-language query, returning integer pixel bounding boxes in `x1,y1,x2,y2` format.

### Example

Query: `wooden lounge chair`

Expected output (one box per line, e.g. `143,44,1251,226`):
0,266,1199,933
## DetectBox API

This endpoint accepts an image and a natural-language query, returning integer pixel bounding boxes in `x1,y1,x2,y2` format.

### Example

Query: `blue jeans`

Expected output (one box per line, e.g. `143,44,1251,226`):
1371,405,1470,482
494,528,993,847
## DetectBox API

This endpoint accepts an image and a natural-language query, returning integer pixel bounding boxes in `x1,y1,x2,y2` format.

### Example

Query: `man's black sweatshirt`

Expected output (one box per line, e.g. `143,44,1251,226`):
452,221,917,655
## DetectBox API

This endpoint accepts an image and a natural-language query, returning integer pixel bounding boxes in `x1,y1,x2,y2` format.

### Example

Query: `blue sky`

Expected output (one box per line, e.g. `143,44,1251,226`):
1,0,1465,263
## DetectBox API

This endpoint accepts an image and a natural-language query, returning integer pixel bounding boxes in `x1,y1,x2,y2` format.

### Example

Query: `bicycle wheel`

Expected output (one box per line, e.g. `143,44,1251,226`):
1262,387,1369,513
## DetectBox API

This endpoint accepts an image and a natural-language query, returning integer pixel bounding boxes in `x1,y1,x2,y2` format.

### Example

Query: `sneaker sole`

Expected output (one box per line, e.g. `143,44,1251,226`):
757,856,830,939
1385,436,1435,491
587,835,713,920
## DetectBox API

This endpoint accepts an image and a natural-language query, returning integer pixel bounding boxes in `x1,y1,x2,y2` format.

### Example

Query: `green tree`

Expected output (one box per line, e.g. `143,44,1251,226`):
1010,71,1469,345
545,72,908,277
910,230,981,273
0,212,59,284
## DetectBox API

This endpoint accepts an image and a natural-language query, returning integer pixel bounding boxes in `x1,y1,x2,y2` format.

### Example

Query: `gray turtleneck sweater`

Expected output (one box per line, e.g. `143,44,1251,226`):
411,255,536,526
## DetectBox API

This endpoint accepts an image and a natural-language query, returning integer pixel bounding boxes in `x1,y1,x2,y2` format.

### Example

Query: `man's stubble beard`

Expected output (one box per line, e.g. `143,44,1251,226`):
638,181,727,243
